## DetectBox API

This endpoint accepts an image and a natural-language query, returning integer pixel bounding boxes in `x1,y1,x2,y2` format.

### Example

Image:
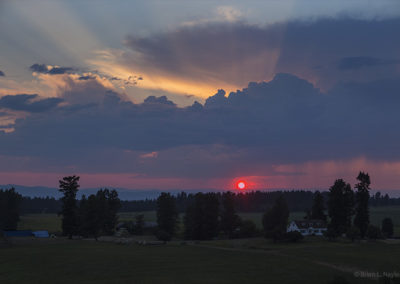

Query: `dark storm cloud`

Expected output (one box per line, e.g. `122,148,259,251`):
0,94,63,113
78,75,96,80
124,18,400,88
143,95,176,107
338,56,400,70
0,70,5,77
29,64,74,75
2,72,400,176
30,64,48,73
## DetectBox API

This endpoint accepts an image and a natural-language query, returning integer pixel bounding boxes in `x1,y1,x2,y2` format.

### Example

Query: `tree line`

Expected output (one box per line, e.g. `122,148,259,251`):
154,172,395,242
0,172,396,241
11,189,400,215
58,176,121,239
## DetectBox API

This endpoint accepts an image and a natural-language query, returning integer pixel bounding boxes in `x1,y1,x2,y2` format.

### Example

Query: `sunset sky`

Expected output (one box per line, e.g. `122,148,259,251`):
1,0,400,190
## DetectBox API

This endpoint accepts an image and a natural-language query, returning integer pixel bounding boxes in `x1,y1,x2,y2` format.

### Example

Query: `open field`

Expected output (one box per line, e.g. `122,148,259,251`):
20,206,400,236
9,206,400,283
2,237,399,284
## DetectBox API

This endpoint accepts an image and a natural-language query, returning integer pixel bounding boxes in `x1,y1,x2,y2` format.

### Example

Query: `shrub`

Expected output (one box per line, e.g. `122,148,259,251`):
324,226,340,240
235,219,258,238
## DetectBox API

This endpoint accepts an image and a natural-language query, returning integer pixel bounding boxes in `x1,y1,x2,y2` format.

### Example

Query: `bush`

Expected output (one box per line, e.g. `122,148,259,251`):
367,225,382,240
235,219,258,238
284,231,304,242
155,229,171,243
324,226,340,240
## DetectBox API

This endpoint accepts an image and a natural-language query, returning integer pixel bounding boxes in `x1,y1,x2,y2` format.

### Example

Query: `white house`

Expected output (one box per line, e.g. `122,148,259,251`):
287,220,327,236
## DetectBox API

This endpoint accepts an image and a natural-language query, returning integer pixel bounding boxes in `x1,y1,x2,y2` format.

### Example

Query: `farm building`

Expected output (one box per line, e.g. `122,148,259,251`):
287,220,327,236
3,230,33,237
2,230,49,238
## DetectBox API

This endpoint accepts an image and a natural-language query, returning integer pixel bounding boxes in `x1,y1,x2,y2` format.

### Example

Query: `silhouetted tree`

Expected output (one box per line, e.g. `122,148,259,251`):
262,195,289,242
99,189,121,235
382,217,394,238
184,192,219,240
59,175,80,238
311,191,327,221
156,192,178,236
220,191,240,238
0,188,22,230
203,193,220,239
327,179,354,237
78,189,121,238
354,172,371,238
78,194,102,239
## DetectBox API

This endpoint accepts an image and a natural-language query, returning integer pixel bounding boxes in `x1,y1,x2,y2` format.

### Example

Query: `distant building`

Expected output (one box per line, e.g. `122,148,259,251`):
3,230,49,238
3,230,33,237
287,220,327,236
32,231,49,238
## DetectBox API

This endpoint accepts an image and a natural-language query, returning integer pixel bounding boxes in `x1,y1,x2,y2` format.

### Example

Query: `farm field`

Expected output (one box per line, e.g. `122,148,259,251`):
2,237,399,284
19,206,400,236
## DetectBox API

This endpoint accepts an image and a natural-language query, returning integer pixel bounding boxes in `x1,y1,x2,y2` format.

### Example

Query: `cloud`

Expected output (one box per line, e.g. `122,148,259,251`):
78,75,96,80
30,64,49,73
0,70,5,77
338,56,400,70
143,95,176,107
1,73,400,180
118,17,400,96
0,94,63,113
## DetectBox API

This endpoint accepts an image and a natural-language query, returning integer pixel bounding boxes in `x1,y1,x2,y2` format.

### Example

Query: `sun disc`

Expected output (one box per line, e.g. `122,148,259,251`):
237,181,246,190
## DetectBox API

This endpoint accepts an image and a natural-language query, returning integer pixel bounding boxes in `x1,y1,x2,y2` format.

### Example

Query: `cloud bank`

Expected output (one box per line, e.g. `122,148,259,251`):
118,17,400,95
1,72,400,181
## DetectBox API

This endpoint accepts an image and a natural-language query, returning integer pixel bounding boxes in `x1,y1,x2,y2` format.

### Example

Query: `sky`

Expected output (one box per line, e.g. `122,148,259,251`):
1,0,400,191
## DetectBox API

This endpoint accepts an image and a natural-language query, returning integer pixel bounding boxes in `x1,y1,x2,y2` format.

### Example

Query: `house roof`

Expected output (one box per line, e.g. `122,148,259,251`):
3,230,33,237
292,220,327,229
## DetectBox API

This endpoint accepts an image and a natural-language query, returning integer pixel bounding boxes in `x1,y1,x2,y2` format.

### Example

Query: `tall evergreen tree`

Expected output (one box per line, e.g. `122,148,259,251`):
156,192,178,236
183,192,220,240
99,189,121,235
203,193,220,239
311,191,327,221
78,194,103,239
0,188,22,230
59,175,80,238
220,191,240,238
262,195,289,241
327,179,354,237
354,172,371,238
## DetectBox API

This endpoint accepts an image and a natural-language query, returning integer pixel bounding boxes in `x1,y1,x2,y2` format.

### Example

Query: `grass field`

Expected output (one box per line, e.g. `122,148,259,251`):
8,207,400,283
2,237,398,284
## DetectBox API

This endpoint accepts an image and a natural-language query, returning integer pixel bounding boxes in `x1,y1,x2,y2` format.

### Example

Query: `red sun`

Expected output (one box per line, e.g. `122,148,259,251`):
237,181,246,190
